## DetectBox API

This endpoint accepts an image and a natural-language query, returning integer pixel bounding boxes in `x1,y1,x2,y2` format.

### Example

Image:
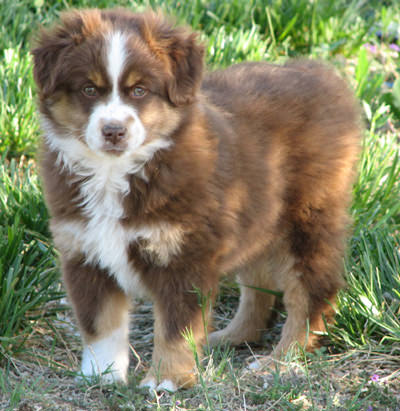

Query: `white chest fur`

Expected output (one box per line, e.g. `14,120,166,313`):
52,208,145,297
50,151,185,297
45,125,184,295
52,215,185,297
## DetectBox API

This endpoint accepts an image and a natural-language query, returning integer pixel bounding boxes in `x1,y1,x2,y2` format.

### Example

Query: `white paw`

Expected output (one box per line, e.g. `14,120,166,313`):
80,325,129,384
139,377,157,391
248,360,261,370
156,379,177,392
139,378,177,393
80,359,127,384
247,356,279,372
207,330,224,347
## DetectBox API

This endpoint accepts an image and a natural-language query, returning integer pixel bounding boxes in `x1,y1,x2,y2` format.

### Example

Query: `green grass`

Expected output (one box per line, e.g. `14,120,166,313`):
0,48,39,158
0,157,62,359
1,0,400,409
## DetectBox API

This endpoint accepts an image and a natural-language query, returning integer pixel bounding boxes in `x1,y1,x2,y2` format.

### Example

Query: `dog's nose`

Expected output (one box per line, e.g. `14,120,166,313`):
102,123,127,145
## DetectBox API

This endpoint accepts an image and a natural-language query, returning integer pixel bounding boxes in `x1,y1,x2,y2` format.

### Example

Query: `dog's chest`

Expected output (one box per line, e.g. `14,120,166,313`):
52,168,185,295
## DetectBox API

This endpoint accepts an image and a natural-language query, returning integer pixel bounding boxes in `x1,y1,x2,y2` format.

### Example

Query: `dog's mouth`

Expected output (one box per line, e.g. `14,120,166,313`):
102,143,128,156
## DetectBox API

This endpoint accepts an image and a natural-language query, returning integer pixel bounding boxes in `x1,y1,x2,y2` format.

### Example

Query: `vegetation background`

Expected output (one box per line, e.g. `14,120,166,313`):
1,0,399,409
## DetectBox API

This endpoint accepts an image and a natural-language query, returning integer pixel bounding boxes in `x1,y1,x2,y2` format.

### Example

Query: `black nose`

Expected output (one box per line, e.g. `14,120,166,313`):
102,123,127,145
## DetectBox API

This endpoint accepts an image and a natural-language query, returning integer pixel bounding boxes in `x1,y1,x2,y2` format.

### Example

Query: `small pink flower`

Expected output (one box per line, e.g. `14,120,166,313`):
364,43,378,54
371,374,380,382
389,43,400,52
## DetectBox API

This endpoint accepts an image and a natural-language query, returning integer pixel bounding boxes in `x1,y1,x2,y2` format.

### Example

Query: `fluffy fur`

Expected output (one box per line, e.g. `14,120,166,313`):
32,8,361,390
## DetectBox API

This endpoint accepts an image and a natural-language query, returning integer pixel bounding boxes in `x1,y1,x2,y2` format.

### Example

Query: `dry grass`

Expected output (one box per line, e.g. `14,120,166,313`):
2,291,400,411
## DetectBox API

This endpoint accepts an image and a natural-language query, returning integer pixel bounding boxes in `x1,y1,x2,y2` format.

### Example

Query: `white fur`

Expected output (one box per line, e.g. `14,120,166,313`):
47,130,182,295
156,379,178,392
52,218,145,296
42,118,171,187
46,125,181,296
85,97,146,154
248,360,261,370
107,31,126,96
139,378,157,391
139,378,177,393
52,218,184,296
81,321,129,383
85,31,147,154
137,224,185,267
41,29,182,385
41,41,174,296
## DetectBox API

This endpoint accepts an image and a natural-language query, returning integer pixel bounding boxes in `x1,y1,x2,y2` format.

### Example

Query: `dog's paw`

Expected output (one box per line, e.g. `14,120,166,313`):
76,369,121,385
80,339,129,384
208,328,261,347
139,377,178,393
78,362,127,385
247,355,278,372
139,376,157,391
207,330,228,347
247,355,301,377
248,359,262,370
139,369,196,392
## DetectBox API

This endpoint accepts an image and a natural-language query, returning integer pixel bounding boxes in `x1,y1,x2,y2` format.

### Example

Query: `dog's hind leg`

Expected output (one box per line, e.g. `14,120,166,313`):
208,250,292,347
271,205,347,357
208,279,275,347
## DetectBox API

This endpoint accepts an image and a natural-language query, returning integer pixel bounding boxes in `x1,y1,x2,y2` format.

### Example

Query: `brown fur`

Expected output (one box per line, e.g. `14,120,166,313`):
61,255,129,339
32,9,361,388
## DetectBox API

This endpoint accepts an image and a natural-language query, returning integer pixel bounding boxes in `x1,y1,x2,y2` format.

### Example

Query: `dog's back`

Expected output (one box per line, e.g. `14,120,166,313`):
203,61,360,354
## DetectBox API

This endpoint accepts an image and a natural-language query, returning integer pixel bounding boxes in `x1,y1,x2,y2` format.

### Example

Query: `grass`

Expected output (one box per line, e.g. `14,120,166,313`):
1,0,400,409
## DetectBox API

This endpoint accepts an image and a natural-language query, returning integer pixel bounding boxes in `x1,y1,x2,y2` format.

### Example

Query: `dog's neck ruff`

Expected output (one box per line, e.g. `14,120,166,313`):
42,117,171,218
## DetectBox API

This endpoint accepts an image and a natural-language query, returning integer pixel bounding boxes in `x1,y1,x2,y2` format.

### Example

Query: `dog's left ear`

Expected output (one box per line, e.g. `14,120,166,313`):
141,13,205,107
165,31,205,106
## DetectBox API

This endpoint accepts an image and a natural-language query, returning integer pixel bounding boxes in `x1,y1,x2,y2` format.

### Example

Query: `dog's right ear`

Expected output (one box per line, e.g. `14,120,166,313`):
31,11,85,98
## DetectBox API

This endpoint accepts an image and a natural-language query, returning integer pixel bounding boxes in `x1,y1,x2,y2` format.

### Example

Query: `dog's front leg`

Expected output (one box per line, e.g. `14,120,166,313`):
62,257,131,383
140,289,210,391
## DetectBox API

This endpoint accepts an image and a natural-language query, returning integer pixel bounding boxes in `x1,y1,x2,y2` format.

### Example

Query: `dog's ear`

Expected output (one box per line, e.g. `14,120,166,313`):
31,11,88,98
165,31,205,106
141,13,205,107
32,33,71,99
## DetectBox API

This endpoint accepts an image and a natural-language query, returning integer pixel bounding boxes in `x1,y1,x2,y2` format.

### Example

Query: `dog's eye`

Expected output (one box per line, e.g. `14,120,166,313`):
82,86,98,98
130,86,147,98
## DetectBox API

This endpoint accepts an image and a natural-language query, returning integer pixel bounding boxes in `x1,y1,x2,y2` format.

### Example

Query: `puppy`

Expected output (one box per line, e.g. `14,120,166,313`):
32,8,360,391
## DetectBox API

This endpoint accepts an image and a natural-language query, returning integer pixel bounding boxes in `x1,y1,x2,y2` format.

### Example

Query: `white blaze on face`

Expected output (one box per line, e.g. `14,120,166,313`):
108,31,127,94
85,31,146,154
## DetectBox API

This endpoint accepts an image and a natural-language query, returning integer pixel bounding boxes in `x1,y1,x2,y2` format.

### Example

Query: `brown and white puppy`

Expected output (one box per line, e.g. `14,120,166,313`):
32,9,360,391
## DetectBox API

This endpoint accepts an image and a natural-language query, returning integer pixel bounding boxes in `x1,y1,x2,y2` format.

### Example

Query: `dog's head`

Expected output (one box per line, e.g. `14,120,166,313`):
32,9,204,157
